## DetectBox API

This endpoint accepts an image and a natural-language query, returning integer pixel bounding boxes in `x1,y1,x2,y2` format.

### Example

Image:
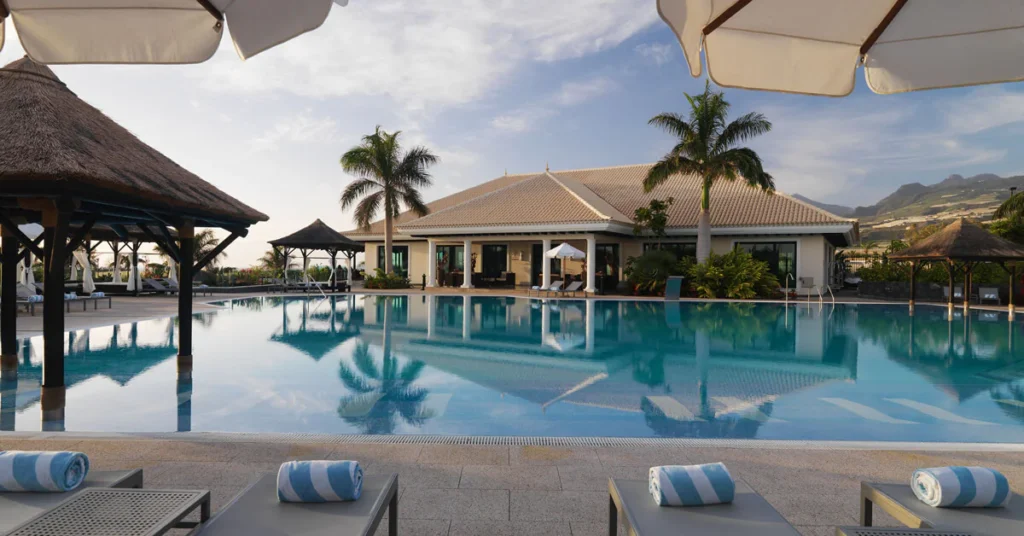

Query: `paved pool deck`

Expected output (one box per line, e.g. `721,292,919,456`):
2,434,1023,536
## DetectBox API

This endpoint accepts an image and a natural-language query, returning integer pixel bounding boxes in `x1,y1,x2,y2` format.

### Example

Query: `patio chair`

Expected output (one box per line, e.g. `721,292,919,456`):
608,478,799,536
193,472,398,536
978,287,1000,305
859,481,1024,536
145,278,176,295
0,469,143,533
530,280,562,296
556,280,585,297
941,287,964,301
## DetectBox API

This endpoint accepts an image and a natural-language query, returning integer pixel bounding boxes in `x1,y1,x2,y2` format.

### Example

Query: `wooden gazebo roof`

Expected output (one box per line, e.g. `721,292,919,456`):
269,219,363,252
0,57,267,228
889,219,1024,262
76,224,179,243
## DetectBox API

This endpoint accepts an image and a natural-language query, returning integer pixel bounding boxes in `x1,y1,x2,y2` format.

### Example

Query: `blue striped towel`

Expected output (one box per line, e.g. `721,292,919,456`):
63,292,77,300
0,451,90,492
91,292,105,298
277,461,362,503
27,295,43,303
913,466,1011,508
649,463,735,506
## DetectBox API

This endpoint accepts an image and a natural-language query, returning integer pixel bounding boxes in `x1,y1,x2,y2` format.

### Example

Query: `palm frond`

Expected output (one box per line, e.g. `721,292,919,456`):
643,155,701,192
714,112,772,154
354,192,384,231
719,148,775,192
340,178,381,210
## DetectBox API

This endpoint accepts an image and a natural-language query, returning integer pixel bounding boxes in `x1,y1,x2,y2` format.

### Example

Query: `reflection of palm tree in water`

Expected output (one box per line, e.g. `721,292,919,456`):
336,300,431,434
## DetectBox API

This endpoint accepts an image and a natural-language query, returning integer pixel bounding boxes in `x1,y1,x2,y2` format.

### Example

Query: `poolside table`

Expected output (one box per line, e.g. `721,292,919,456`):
861,482,1024,536
608,478,800,536
4,487,210,536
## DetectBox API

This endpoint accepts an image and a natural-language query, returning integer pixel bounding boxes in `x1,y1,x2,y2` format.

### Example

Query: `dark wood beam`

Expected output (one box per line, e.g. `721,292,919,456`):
137,223,179,263
110,224,131,243
0,212,45,258
860,0,908,55
16,235,43,265
193,231,241,273
64,215,97,253
196,0,223,21
157,224,181,258
42,212,71,388
703,0,753,36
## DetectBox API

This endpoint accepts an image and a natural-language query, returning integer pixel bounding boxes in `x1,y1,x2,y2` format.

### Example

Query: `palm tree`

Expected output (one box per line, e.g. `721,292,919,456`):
259,248,292,276
340,126,438,274
995,192,1024,221
644,82,774,263
155,229,224,269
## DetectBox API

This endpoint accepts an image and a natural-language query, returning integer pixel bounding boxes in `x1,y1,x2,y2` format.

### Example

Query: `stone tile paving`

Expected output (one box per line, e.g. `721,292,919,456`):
2,435,1023,535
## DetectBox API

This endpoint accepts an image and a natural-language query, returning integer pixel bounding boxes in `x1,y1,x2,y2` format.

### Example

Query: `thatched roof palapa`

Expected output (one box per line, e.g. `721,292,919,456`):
270,219,363,252
889,219,1024,263
0,57,267,227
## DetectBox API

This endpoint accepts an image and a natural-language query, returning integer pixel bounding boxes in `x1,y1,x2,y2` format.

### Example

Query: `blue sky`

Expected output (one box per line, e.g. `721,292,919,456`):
3,0,1024,266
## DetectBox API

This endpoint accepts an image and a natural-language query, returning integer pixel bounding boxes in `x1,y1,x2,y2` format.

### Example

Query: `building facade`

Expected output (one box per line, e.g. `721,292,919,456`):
347,164,859,295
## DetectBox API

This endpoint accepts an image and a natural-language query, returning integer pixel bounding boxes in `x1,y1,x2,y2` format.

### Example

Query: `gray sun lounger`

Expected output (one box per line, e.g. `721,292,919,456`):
194,472,398,536
0,468,143,533
556,280,584,297
609,479,799,536
145,278,176,295
861,481,1024,536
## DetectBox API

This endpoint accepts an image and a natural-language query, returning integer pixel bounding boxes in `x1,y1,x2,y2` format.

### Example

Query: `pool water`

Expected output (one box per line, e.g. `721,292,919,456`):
4,295,1024,442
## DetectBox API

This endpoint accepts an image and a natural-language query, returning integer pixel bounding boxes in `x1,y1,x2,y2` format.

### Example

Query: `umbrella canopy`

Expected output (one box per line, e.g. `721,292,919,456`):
658,0,1024,96
0,0,345,64
545,242,586,260
888,218,1024,262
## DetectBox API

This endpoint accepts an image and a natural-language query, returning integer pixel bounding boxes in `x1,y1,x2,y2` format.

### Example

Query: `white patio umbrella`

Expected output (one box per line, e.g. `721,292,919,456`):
0,0,347,64
72,250,96,294
546,242,586,282
659,0,1024,96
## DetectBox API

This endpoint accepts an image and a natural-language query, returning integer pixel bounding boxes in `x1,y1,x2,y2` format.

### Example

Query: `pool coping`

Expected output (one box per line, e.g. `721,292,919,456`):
3,431,1024,451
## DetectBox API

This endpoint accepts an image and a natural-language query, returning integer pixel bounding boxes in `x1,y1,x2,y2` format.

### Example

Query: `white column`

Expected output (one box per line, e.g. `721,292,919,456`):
426,239,437,288
585,299,595,354
585,235,597,293
462,295,472,340
542,239,552,288
461,239,473,288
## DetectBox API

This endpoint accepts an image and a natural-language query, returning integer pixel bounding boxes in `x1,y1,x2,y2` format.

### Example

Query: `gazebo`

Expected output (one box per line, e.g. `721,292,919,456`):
889,219,1024,319
73,223,181,296
0,58,267,409
269,219,363,291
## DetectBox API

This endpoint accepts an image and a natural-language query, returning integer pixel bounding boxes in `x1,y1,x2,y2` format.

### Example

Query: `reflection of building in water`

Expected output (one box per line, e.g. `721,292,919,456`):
269,296,361,361
359,296,857,438
858,305,1024,403
3,321,178,431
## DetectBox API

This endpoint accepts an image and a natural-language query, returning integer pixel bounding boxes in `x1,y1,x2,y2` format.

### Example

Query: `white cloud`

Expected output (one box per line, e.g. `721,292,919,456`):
193,0,657,111
492,75,617,133
942,86,1024,134
634,42,674,65
556,77,617,106
251,111,343,151
491,108,552,133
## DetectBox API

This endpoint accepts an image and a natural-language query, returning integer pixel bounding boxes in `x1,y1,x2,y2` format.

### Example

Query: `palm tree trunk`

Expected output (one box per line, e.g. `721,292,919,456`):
697,179,712,263
384,211,394,274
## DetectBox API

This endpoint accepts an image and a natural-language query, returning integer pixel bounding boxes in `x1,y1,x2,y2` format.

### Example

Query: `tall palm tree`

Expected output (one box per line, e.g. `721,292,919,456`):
259,248,292,276
644,82,774,263
340,126,438,274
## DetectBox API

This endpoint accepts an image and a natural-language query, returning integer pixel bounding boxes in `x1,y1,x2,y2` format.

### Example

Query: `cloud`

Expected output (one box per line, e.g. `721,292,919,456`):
492,75,617,133
251,111,343,150
634,42,674,65
192,0,657,111
942,86,1024,134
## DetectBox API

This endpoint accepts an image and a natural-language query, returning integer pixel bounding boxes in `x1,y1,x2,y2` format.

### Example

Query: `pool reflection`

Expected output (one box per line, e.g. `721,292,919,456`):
4,296,1024,440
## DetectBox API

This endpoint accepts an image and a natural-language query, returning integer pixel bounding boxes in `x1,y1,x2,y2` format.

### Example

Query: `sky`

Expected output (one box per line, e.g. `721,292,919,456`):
4,0,1024,267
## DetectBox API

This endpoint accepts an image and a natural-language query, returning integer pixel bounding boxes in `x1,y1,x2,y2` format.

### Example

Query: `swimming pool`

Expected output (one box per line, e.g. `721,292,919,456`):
4,295,1024,442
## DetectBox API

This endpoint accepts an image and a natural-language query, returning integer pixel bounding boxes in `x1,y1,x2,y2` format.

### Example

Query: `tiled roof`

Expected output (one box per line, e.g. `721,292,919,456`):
350,163,853,236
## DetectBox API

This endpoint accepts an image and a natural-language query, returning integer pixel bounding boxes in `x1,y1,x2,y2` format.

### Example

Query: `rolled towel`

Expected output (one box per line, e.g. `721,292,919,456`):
0,451,90,492
91,292,105,298
649,463,735,506
913,466,1011,508
28,295,43,303
277,460,362,503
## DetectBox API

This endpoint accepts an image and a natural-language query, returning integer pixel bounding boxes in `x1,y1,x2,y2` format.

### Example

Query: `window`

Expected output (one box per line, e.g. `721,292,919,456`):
735,242,796,283
377,245,409,277
481,245,508,278
644,242,697,261
595,244,620,277
436,245,464,272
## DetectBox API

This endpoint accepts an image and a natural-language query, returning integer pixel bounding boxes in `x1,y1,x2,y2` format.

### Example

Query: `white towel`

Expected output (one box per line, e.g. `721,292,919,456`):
913,466,1011,508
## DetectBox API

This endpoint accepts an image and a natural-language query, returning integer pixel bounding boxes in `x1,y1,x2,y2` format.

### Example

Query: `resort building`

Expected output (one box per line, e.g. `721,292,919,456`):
347,164,859,295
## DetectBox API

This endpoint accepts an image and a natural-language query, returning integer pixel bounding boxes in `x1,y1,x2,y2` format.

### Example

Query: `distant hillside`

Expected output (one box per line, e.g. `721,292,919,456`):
796,173,1023,242
791,194,854,217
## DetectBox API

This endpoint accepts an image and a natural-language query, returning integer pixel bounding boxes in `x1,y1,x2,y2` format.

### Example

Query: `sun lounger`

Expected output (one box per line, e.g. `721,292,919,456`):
978,287,1000,305
0,468,143,533
860,481,1024,536
556,280,585,297
608,478,799,536
193,472,398,536
64,294,112,312
530,280,562,296
942,287,964,300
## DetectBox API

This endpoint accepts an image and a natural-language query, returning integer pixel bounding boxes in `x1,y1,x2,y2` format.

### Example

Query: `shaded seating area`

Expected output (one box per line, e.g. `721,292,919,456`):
269,219,363,293
889,218,1024,320
0,57,266,428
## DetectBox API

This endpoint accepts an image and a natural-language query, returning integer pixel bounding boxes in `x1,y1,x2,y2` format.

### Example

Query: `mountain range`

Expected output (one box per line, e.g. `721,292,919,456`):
794,173,1024,241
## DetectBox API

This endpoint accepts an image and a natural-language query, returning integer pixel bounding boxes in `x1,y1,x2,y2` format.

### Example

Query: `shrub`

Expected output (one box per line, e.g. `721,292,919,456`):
624,250,680,295
687,250,779,299
362,268,410,289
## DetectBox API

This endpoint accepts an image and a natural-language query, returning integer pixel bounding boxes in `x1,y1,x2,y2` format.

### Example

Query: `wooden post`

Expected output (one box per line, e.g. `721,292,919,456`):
330,250,338,292
178,221,195,360
131,242,140,297
946,261,955,320
177,361,192,432
1011,265,1017,321
42,210,70,389
1,228,18,366
964,263,973,312
908,260,917,315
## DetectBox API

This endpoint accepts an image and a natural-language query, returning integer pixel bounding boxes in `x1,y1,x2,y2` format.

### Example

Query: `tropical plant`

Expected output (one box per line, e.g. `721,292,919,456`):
904,222,943,245
362,268,410,289
259,248,292,276
644,81,773,262
995,191,1024,222
624,250,680,295
687,250,779,299
632,197,675,244
340,126,438,273
154,229,224,269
